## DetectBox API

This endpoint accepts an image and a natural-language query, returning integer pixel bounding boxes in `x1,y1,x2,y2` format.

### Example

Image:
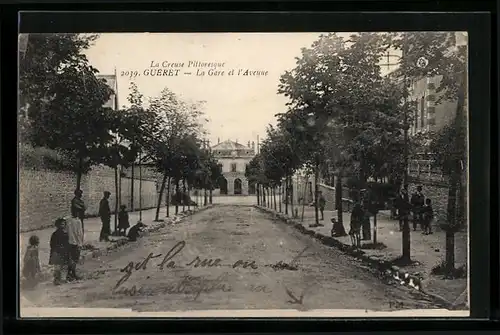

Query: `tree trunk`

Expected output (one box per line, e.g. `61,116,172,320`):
273,187,277,210
263,185,266,207
301,175,309,222
373,214,378,244
445,72,466,275
209,187,213,204
155,173,168,221
204,187,207,206
166,176,171,217
175,180,180,215
187,185,191,211
314,162,319,226
130,163,135,211
256,184,260,206
76,156,83,191
114,165,119,233
278,184,282,212
139,157,143,221
290,176,295,217
333,173,347,236
182,179,186,212
285,178,289,215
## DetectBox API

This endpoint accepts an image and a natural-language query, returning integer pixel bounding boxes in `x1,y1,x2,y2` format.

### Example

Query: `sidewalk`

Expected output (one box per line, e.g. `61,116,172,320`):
19,205,185,274
261,204,468,308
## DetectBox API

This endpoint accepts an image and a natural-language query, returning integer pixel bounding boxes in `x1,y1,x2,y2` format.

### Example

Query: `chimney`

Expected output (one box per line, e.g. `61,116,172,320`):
218,137,220,144
251,141,255,151
247,141,251,148
257,135,260,154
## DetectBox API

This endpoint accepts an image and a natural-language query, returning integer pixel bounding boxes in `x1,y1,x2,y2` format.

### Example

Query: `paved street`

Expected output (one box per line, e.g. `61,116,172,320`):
22,203,440,312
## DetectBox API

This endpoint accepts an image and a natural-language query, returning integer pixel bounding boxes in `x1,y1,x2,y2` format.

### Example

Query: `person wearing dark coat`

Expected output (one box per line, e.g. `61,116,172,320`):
318,191,326,221
118,205,130,236
99,191,112,242
49,218,70,285
127,221,146,242
411,185,425,231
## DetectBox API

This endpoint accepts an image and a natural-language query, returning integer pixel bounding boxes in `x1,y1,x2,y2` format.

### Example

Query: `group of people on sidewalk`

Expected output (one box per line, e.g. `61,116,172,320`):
395,184,434,235
347,184,434,248
22,189,146,287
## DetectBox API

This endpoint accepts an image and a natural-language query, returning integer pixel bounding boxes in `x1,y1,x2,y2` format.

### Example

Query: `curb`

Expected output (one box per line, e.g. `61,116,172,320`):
255,205,458,310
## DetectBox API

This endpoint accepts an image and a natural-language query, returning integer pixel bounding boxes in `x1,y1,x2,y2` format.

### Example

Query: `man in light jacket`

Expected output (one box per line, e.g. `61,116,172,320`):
65,213,84,281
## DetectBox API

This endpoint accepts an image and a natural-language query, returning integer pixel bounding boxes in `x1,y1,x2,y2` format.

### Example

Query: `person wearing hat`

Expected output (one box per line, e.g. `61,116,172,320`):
99,191,112,242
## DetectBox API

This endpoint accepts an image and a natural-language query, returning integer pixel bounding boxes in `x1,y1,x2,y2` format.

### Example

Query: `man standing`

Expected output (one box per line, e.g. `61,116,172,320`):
66,213,83,282
410,185,425,231
397,184,411,232
71,189,86,238
99,191,112,242
318,191,326,221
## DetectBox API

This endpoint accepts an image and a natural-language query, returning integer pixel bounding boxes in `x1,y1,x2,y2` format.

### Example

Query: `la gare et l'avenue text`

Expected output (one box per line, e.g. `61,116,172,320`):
130,60,269,77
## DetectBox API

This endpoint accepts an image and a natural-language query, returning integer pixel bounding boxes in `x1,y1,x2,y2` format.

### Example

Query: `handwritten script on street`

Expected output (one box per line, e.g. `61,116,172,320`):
113,241,308,302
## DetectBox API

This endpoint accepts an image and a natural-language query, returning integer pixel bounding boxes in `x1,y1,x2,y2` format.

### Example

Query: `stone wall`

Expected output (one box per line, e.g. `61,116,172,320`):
19,166,159,232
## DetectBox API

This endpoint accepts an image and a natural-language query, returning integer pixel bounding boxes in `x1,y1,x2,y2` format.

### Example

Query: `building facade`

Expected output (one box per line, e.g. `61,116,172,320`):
211,139,256,195
96,73,119,110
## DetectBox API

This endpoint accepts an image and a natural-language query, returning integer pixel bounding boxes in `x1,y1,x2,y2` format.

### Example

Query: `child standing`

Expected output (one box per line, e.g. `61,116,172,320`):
49,218,70,285
22,235,41,287
118,205,130,236
422,198,434,235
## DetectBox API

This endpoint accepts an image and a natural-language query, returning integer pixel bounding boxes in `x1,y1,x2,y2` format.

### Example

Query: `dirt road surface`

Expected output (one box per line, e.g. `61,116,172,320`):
21,205,440,313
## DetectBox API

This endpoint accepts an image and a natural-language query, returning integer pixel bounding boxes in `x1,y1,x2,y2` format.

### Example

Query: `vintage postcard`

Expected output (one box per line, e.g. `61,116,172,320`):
18,32,469,318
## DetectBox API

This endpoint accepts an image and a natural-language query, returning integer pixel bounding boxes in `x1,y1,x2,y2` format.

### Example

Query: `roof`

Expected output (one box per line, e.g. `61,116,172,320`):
96,74,117,91
211,140,250,150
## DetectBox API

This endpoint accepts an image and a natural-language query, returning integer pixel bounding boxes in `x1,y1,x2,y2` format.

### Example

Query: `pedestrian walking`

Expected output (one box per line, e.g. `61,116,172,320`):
397,184,411,231
49,218,70,286
99,191,112,242
66,214,83,281
22,235,41,288
71,189,86,238
118,204,130,236
411,185,425,231
422,198,434,235
318,191,326,221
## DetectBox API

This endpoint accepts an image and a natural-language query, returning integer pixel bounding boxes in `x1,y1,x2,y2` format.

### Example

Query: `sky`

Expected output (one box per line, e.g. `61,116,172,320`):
84,33,398,147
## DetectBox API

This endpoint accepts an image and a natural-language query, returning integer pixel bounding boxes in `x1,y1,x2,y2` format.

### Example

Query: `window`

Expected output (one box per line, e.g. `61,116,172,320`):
231,163,237,172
